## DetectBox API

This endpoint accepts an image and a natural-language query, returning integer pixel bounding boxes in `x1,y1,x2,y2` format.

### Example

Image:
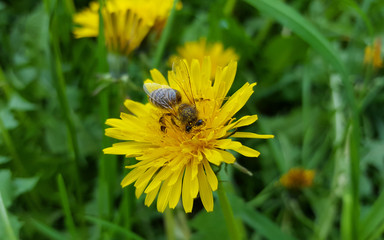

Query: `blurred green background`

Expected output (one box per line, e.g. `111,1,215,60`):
1,0,384,239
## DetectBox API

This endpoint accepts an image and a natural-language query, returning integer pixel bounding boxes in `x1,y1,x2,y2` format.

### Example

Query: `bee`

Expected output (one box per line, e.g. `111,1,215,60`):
144,59,204,133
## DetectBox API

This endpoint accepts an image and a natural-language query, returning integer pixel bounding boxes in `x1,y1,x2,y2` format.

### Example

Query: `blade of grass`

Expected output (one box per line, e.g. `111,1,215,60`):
57,174,79,240
0,68,26,174
240,206,297,240
359,190,384,240
247,181,277,208
29,218,67,240
367,220,384,240
244,1,361,238
341,0,374,38
0,192,17,240
50,12,82,205
85,215,144,240
0,113,25,175
301,68,311,167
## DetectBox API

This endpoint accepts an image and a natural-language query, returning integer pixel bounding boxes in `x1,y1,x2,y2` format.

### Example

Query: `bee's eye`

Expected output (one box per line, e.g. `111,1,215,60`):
186,125,192,132
195,119,203,126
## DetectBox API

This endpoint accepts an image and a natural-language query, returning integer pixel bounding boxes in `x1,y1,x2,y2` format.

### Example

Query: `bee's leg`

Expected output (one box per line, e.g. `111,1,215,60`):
159,115,168,133
185,124,192,132
195,119,204,126
159,115,165,124
171,117,179,127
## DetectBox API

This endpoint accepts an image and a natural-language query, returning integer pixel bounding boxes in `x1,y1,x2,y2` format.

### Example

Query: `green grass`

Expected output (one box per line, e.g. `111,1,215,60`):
1,0,384,239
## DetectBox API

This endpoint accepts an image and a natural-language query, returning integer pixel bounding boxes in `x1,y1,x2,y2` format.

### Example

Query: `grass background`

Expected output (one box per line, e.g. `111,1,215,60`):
1,0,384,239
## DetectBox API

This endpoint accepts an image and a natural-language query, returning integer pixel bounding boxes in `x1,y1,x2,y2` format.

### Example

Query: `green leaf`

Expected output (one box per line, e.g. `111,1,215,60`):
0,109,19,130
190,202,230,240
0,2,6,10
13,176,39,198
264,35,307,71
0,156,10,165
0,170,12,208
8,94,36,111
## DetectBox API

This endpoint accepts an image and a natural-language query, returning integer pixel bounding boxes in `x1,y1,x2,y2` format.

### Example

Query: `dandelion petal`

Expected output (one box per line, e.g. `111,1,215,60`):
198,164,214,212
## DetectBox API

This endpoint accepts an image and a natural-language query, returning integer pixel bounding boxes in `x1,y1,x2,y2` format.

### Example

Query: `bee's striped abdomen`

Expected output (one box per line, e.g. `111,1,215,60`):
149,88,182,109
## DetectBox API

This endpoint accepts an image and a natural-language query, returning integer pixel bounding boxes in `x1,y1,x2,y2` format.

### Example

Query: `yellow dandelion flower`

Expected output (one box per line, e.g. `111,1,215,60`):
280,168,315,190
169,38,239,79
73,0,178,55
103,58,273,213
364,38,383,69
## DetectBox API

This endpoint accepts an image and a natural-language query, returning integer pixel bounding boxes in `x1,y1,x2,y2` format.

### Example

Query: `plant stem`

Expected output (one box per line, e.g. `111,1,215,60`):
217,176,242,240
164,208,175,240
224,0,237,16
51,29,82,205
0,117,25,174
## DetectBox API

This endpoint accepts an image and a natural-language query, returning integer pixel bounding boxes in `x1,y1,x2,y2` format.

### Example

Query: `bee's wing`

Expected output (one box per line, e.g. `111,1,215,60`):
143,82,170,96
143,82,177,112
171,58,195,105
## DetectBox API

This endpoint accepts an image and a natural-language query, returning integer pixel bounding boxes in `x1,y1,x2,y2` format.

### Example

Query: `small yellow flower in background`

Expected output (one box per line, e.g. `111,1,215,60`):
73,0,178,55
103,58,273,213
169,38,239,79
280,168,315,190
364,38,383,69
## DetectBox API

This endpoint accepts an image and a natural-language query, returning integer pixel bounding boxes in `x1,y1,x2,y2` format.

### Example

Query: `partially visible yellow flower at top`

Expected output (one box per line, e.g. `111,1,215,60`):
169,38,239,79
73,0,178,55
364,38,383,69
280,168,315,190
103,58,273,213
